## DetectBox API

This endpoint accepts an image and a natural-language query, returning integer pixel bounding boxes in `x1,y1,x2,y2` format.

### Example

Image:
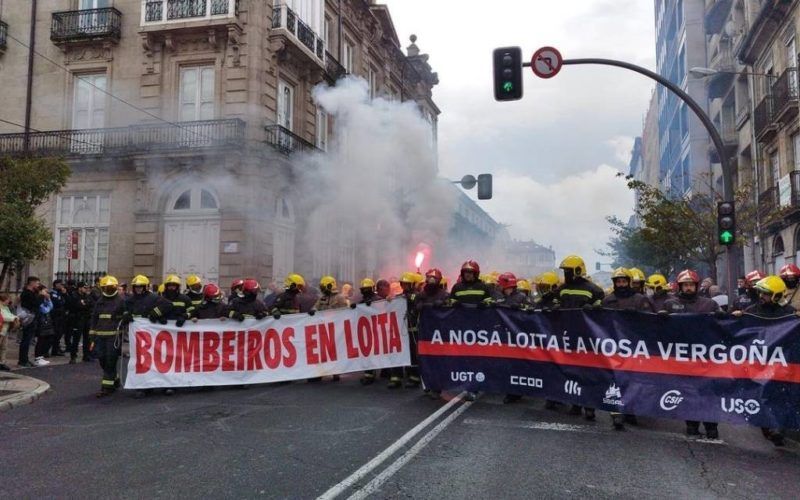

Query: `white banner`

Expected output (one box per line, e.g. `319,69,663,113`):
125,299,410,389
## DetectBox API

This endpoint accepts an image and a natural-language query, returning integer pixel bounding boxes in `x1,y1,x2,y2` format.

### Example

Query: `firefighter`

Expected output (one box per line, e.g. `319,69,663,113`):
517,279,532,299
731,270,764,311
740,276,795,447
314,276,350,311
533,272,560,310
89,276,127,398
358,278,380,386
185,274,204,309
660,269,721,439
496,272,529,310
387,272,422,389
628,267,646,294
270,273,305,318
645,273,671,312
558,255,603,420
194,283,229,320
779,264,800,310
602,268,654,313
227,279,267,320
229,278,245,305
410,268,450,391
481,273,501,300
126,275,168,324
376,279,392,300
440,276,450,293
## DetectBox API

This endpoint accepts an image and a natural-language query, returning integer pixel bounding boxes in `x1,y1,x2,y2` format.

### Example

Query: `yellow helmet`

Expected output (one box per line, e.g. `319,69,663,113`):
164,274,181,286
284,273,306,289
611,267,632,280
412,272,424,284
482,274,498,285
131,275,150,287
186,274,202,287
360,278,375,289
629,267,646,283
755,275,787,302
100,275,119,297
157,283,165,294
646,273,668,291
517,279,532,292
320,275,338,292
400,271,417,284
537,272,559,287
559,255,586,277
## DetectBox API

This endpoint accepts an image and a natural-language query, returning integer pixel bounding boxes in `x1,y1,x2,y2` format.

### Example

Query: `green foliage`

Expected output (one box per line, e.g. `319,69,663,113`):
0,156,71,285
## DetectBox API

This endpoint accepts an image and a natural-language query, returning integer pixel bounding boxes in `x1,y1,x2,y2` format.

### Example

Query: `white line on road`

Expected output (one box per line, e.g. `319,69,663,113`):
346,399,474,500
316,393,467,500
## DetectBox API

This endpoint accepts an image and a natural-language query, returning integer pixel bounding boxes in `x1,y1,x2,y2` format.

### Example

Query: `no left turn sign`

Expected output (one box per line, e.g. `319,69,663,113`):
531,46,563,79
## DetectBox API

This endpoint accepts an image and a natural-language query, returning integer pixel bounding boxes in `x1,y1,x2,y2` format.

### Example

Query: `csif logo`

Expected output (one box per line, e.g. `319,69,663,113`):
659,390,684,411
721,398,761,415
564,380,582,396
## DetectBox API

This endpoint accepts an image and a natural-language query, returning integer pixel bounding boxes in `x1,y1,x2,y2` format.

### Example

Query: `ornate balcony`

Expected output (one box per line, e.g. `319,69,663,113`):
758,185,778,221
707,36,735,99
0,20,7,53
324,51,346,84
792,171,800,208
753,96,777,143
264,124,320,155
772,67,799,123
142,0,237,24
0,119,245,157
270,4,324,69
51,8,122,45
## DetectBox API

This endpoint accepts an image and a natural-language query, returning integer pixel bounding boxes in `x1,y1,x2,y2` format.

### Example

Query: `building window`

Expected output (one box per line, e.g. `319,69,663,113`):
368,66,378,99
277,79,294,131
143,0,236,24
72,73,107,129
342,41,354,74
773,236,786,275
770,151,780,185
54,194,111,274
179,66,215,121
316,106,328,151
170,187,219,212
793,133,800,171
323,16,331,50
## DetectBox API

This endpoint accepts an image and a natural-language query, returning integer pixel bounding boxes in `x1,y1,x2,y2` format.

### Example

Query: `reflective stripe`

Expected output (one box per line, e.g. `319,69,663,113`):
94,330,118,336
152,307,161,315
172,302,185,307
454,290,486,297
560,289,594,299
98,314,113,319
101,379,115,387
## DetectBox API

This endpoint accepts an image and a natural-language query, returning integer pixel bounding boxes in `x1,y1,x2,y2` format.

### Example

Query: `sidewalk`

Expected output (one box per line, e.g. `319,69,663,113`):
4,330,78,371
0,372,50,412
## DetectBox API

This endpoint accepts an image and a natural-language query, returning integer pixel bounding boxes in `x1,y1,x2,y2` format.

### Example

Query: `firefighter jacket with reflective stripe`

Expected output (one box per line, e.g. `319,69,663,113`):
90,294,127,336
601,290,654,312
414,287,449,310
781,286,800,311
496,290,530,309
662,294,720,313
533,291,559,309
125,292,167,319
558,278,604,309
195,301,229,319
161,292,194,320
186,290,204,308
228,296,267,319
314,293,350,311
449,281,491,305
271,291,301,314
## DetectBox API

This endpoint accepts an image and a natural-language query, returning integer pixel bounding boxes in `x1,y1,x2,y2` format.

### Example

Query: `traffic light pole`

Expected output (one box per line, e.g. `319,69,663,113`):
560,57,738,296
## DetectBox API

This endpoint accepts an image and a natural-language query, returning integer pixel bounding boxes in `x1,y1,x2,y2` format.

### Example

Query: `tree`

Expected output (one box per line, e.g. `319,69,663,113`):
602,173,756,281
0,156,71,286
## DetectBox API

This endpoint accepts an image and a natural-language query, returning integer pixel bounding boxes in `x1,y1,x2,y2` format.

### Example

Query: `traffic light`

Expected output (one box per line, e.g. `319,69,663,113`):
493,47,523,101
717,201,735,246
477,174,493,200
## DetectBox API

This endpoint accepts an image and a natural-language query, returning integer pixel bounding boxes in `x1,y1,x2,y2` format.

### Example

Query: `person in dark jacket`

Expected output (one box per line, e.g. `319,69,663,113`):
66,282,93,363
228,279,267,320
185,274,204,310
194,283,229,320
357,278,383,386
270,274,306,317
125,275,168,323
645,273,672,312
533,272,560,310
33,286,55,365
17,276,42,367
160,274,194,325
449,261,492,306
90,276,127,397
660,269,721,439
49,279,68,356
602,268,654,313
496,272,530,310
731,270,763,312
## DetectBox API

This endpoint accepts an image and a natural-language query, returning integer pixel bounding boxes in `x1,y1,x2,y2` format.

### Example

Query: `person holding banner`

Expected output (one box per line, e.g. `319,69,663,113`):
229,279,245,305
533,272,560,310
496,273,530,311
185,275,204,309
779,264,800,310
644,273,671,312
126,275,168,324
660,269,721,439
387,272,422,389
228,279,268,321
90,276,127,398
358,278,381,386
731,270,764,312
411,269,450,391
193,284,229,320
271,274,307,318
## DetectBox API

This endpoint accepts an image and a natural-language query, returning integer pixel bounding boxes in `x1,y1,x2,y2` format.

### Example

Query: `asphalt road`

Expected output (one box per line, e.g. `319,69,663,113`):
2,363,799,499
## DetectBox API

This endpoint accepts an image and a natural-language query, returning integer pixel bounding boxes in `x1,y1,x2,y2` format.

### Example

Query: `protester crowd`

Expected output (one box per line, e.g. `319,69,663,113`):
3,255,799,446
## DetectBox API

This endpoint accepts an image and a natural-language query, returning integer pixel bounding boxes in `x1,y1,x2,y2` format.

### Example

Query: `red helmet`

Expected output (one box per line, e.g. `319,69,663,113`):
231,278,244,290
745,270,765,287
425,268,443,284
242,278,260,294
460,260,480,277
676,269,699,284
497,272,518,289
779,264,800,279
203,283,222,300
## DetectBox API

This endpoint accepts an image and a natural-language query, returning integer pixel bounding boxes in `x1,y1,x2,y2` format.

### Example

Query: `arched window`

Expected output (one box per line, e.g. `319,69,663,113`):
163,186,220,284
773,236,786,274
168,187,219,213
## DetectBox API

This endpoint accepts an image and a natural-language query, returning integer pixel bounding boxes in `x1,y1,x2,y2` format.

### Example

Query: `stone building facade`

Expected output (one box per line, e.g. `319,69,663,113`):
0,0,439,287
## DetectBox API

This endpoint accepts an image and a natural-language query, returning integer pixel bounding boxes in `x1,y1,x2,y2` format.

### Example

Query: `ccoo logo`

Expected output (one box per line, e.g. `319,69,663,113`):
659,390,684,411
721,398,761,415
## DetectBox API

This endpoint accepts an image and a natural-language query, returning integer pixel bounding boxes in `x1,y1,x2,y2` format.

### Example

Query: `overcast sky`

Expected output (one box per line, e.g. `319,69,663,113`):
384,0,656,272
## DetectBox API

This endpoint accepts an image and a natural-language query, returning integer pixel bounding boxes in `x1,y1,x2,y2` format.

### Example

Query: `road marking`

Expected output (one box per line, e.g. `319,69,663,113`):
316,393,467,500
347,399,473,500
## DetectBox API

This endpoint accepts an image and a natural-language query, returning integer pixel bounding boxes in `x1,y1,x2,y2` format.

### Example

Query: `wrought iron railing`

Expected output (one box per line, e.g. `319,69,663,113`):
51,8,122,42
264,124,319,155
144,0,234,23
324,51,347,83
271,4,324,62
753,96,774,139
0,119,245,157
735,98,750,128
0,20,7,50
772,67,799,116
709,36,735,72
54,271,106,286
758,185,778,220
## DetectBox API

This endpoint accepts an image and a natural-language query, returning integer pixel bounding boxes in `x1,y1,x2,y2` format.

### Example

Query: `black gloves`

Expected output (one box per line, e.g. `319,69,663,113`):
308,309,316,316
713,310,728,319
272,312,281,320
233,311,245,322
148,311,161,324
350,303,357,309
254,311,266,320
121,311,133,324
175,317,186,327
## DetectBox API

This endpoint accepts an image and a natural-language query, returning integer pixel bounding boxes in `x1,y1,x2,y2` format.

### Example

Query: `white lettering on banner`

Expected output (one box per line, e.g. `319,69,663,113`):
436,329,788,368
564,380,582,396
510,375,543,388
125,299,410,389
659,390,684,411
721,398,761,415
450,371,484,382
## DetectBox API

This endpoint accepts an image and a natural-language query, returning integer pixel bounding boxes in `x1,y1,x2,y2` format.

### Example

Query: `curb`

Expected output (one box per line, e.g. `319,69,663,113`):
0,373,51,412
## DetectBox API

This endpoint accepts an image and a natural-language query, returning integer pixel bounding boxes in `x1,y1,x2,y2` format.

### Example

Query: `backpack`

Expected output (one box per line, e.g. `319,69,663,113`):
16,305,35,327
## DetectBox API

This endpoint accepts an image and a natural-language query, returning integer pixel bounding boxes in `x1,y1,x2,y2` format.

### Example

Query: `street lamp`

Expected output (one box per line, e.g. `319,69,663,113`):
689,66,770,78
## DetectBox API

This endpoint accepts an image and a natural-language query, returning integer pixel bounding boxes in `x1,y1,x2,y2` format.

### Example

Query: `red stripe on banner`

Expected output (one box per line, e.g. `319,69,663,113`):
417,341,800,384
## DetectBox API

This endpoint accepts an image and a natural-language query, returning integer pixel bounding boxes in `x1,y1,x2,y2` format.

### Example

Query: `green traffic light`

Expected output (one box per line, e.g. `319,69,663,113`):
502,81,514,93
719,230,734,244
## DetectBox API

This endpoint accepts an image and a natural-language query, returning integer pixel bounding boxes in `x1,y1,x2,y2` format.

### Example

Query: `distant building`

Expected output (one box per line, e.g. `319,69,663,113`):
502,240,556,280
628,136,644,227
